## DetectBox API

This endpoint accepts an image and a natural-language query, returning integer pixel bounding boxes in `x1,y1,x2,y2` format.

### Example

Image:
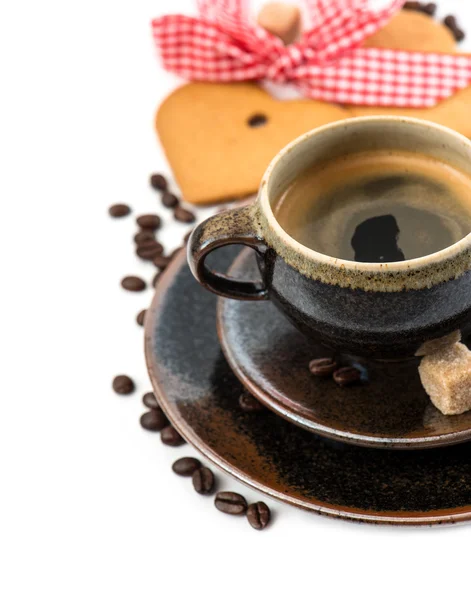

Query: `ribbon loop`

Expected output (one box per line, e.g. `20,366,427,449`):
152,0,471,108
266,46,307,82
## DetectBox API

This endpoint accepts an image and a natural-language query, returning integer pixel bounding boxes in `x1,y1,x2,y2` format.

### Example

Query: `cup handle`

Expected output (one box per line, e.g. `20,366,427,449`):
187,204,268,301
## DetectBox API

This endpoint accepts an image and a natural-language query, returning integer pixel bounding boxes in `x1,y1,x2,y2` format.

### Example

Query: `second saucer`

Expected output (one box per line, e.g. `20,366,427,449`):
217,249,471,450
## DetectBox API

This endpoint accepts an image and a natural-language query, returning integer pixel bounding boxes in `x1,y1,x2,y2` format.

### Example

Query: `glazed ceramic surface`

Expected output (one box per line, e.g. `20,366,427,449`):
188,117,471,360
217,249,471,449
145,247,471,525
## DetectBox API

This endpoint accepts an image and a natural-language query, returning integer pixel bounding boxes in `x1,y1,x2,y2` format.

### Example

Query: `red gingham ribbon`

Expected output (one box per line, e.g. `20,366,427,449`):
152,0,471,107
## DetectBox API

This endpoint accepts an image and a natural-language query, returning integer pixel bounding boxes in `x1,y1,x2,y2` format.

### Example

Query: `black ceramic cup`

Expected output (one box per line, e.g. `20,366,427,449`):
188,117,471,360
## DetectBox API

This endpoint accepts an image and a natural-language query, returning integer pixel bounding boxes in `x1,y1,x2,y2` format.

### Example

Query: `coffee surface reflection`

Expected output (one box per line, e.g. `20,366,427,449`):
274,151,471,262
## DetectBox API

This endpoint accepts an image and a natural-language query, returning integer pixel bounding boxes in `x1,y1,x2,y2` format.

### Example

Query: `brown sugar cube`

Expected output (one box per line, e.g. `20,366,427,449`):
419,342,471,415
257,2,301,45
415,330,462,357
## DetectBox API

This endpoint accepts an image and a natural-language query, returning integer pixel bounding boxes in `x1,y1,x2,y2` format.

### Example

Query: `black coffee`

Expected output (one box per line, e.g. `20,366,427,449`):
274,151,471,262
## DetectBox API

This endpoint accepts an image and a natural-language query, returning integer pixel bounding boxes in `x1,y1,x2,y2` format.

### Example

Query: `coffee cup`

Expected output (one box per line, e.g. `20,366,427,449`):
188,117,471,360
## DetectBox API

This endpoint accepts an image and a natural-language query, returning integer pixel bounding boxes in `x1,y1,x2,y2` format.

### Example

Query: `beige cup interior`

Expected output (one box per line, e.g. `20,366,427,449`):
267,117,471,213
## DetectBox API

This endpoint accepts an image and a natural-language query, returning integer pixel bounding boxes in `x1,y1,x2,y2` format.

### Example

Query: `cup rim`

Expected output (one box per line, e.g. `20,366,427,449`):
259,116,471,273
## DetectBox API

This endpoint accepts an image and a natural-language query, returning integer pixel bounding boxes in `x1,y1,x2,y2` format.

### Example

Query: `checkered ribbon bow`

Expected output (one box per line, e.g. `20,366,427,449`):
152,0,471,107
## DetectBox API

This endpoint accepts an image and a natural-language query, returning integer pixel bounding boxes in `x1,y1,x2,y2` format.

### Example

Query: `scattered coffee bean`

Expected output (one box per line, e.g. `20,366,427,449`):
121,276,146,292
152,272,162,288
333,366,362,387
184,229,193,244
140,409,169,432
403,1,435,14
215,491,248,515
309,357,338,377
174,205,196,224
136,240,164,260
192,467,215,495
238,391,265,413
150,173,168,192
153,254,172,270
247,502,271,530
444,14,457,27
422,2,436,16
170,247,183,260
403,1,422,11
161,425,186,447
137,239,163,253
172,457,202,476
136,214,161,230
142,391,159,409
136,309,147,327
112,375,135,395
134,230,155,244
162,191,179,208
109,203,131,218
454,26,465,42
443,15,465,41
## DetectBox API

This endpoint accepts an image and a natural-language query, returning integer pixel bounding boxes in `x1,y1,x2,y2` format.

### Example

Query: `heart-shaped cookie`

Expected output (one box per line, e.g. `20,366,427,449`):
349,10,471,137
363,9,457,53
156,82,348,204
348,83,471,138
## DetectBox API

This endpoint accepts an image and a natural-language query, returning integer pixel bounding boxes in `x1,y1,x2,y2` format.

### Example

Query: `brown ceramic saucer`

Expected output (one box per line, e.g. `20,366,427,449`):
145,246,471,525
217,249,471,450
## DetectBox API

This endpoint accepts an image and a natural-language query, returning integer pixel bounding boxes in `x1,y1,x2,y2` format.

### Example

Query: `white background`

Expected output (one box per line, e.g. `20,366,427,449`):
2,1,471,598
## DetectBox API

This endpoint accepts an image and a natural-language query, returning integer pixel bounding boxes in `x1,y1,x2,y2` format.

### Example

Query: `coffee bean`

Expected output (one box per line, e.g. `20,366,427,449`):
136,309,146,326
403,1,421,10
162,192,179,208
170,247,183,260
109,203,131,218
215,491,248,515
142,391,159,409
136,214,161,230
134,230,155,244
136,240,164,260
161,425,186,446
247,502,271,530
422,3,436,16
238,391,265,413
121,276,146,291
192,467,215,495
309,357,338,377
444,15,465,41
112,375,135,395
174,206,196,224
153,272,162,288
403,0,435,15
137,239,163,253
150,173,168,192
172,457,202,476
140,409,169,432
333,366,362,387
153,255,172,270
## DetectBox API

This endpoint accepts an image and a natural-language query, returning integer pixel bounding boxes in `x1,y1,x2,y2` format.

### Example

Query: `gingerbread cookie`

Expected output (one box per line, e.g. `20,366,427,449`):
349,82,471,138
363,9,457,53
156,82,349,205
348,9,471,136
